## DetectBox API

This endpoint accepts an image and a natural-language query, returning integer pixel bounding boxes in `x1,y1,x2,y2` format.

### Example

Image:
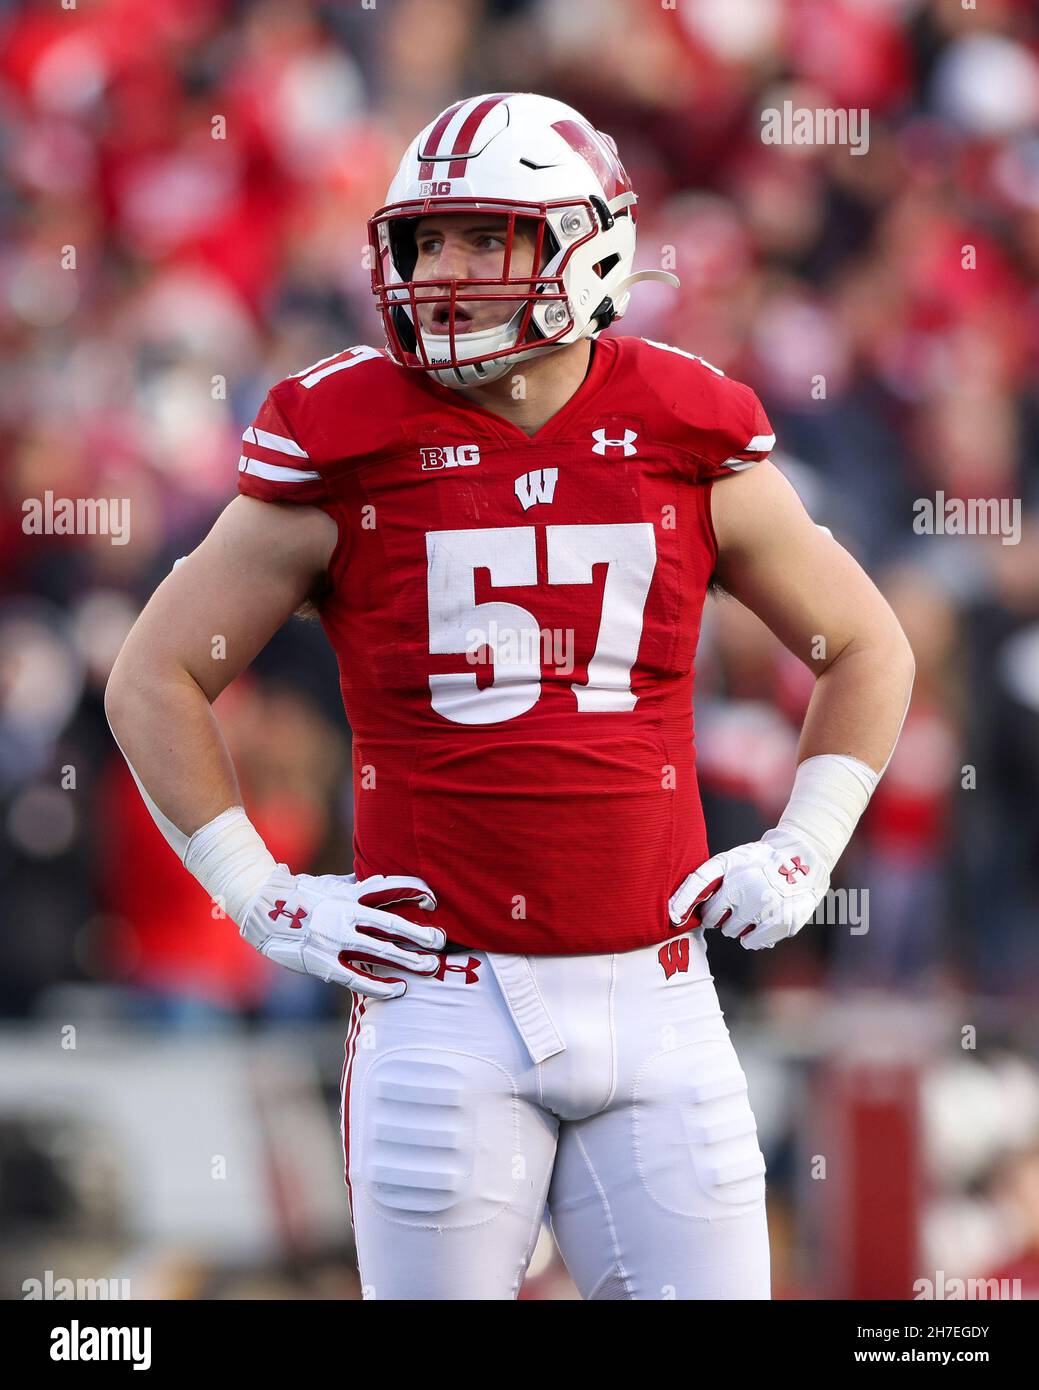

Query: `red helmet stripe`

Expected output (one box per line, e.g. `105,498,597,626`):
446,93,510,177
417,99,468,180
551,118,631,200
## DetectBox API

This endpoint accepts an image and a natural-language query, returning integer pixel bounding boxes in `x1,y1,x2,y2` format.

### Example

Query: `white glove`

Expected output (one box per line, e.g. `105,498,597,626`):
240,866,445,998
668,829,830,951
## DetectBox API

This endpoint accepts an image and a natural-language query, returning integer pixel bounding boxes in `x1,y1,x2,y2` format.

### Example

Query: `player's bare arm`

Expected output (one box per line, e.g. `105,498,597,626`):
105,496,337,833
105,496,445,997
669,462,915,950
711,460,915,774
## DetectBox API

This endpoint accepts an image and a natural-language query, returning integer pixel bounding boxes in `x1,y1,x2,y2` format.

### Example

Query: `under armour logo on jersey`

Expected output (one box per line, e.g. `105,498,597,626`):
657,937,691,980
268,901,307,928
778,856,810,884
514,468,558,510
421,444,481,471
591,428,638,456
433,955,482,985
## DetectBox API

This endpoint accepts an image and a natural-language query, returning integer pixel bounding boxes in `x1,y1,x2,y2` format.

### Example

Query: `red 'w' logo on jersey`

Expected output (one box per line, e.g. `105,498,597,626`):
657,938,690,980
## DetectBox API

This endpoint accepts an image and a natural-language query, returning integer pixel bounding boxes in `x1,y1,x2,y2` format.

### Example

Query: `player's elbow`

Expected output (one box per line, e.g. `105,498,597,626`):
104,636,160,740
827,611,915,696
874,617,916,700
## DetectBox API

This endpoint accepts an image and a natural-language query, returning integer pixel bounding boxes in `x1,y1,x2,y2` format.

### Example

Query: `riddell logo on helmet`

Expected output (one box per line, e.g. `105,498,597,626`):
418,181,452,196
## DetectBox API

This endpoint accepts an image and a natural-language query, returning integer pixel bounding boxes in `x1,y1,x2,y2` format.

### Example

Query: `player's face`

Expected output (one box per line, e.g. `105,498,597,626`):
412,214,539,336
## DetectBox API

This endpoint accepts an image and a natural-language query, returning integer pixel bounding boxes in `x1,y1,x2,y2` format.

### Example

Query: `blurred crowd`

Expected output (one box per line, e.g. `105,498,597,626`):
3,0,1037,1015
1,0,1038,1303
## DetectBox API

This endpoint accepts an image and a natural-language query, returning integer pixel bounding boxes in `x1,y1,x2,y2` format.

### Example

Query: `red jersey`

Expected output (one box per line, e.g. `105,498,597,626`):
236,335,774,954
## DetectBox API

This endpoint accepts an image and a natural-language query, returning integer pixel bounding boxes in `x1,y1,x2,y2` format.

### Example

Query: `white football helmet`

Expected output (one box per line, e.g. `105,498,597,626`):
368,91,679,388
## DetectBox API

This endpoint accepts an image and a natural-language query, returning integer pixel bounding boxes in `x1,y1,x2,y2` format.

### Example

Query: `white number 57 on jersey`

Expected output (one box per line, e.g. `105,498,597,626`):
426,523,657,726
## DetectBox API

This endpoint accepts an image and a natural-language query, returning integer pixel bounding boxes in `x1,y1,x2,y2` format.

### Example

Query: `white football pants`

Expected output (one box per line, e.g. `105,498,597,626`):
339,927,770,1300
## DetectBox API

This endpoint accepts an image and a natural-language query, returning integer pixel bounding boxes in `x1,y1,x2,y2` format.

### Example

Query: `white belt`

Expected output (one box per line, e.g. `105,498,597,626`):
486,952,567,1065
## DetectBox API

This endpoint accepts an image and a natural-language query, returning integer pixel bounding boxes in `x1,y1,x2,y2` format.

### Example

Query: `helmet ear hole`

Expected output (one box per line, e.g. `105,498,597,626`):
389,217,420,280
593,254,620,279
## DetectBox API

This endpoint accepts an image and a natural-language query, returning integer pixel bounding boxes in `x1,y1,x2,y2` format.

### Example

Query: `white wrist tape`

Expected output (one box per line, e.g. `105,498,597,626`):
765,753,880,874
182,806,279,927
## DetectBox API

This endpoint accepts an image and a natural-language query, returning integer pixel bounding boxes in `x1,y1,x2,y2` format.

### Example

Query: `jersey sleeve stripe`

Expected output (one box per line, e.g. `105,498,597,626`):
288,350,342,381
721,433,776,469
241,426,310,458
238,456,322,483
298,345,383,389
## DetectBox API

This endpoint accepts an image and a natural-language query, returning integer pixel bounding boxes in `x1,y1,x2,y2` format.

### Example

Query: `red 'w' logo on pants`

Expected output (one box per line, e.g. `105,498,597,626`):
657,938,690,980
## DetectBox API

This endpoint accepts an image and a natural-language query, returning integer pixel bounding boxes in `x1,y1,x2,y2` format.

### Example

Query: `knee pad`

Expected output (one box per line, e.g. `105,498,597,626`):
633,1039,767,1217
352,1048,525,1229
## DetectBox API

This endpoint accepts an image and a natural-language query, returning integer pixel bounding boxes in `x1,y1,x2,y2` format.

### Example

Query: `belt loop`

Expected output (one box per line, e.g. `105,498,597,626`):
486,952,567,1064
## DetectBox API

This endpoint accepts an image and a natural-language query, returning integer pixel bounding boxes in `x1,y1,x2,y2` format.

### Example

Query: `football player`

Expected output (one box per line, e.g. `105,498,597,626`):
106,93,914,1299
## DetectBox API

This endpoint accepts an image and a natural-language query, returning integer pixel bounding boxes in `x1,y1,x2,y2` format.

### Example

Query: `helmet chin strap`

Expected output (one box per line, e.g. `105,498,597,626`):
600,192,681,301
613,269,681,296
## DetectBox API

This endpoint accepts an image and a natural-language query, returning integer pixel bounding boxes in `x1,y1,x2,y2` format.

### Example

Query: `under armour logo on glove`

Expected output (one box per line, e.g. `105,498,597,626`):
778,856,810,884
268,901,308,928
242,868,445,998
668,830,830,951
